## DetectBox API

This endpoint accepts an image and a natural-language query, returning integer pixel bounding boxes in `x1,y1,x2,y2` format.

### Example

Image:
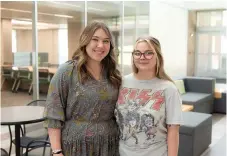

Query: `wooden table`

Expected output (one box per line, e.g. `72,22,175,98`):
214,89,225,99
182,104,194,112
1,65,57,74
215,84,227,99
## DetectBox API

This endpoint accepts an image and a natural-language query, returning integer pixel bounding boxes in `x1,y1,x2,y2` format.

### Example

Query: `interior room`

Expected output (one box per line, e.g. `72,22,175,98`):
1,0,226,156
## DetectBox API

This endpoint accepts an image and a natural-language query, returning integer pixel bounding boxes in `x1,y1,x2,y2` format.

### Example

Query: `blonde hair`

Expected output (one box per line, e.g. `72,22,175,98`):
72,21,121,88
132,36,173,82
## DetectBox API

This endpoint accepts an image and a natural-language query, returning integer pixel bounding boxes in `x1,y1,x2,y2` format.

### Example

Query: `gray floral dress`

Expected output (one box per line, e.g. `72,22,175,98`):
43,60,120,156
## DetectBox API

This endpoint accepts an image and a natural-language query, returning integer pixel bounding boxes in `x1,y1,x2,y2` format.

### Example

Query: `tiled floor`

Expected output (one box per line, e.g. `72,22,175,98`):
1,90,46,107
1,90,226,156
201,113,226,156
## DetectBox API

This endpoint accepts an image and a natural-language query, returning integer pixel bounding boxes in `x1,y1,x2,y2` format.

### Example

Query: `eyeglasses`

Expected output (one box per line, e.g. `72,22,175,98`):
132,51,155,60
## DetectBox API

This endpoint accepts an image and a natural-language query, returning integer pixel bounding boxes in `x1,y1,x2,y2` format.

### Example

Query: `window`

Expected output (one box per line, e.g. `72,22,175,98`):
197,11,224,27
195,10,227,78
58,25,68,65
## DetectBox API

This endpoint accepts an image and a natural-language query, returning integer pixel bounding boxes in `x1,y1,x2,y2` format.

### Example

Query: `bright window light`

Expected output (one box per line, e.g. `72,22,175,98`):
58,25,68,64
12,30,17,53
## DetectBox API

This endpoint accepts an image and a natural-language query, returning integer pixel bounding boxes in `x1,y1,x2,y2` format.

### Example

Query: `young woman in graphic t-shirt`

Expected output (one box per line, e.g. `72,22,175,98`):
115,36,183,156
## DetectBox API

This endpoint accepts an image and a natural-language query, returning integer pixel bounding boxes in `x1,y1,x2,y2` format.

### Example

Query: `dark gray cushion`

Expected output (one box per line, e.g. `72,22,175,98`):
183,77,215,94
180,112,212,135
181,92,213,105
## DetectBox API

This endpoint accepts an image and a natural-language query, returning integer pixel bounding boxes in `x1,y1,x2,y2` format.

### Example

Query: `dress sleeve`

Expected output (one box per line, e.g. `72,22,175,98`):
43,62,73,129
165,85,183,125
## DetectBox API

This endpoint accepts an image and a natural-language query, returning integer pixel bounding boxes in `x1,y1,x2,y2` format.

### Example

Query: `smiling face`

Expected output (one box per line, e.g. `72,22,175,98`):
86,28,111,63
133,41,157,72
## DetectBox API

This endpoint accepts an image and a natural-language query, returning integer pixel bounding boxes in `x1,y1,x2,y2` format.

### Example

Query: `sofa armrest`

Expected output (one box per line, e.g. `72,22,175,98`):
183,77,215,94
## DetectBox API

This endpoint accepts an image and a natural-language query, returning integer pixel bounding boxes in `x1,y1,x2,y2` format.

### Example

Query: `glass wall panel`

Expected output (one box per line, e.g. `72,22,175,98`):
1,1,33,66
1,1,34,101
1,1,151,104
37,1,85,66
1,1,86,99
36,1,85,96
123,1,149,75
87,1,122,66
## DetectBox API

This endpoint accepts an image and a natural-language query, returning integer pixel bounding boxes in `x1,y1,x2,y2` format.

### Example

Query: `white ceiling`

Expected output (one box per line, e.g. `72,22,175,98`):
158,0,227,10
1,0,226,30
1,1,150,29
1,1,149,23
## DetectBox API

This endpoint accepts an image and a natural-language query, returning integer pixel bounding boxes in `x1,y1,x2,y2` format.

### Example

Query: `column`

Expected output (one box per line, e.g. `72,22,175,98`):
1,19,13,65
187,11,197,76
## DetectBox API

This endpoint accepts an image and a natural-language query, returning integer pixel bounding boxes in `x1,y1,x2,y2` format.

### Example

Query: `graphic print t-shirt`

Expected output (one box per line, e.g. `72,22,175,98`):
115,74,183,156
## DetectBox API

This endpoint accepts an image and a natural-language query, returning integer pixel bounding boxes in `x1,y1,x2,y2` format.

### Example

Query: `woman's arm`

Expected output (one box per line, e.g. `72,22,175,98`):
167,125,180,156
164,86,183,156
48,128,62,150
48,128,64,156
44,62,74,155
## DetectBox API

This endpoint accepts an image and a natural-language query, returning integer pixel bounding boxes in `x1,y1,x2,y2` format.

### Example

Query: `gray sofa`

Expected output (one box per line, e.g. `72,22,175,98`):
181,77,215,114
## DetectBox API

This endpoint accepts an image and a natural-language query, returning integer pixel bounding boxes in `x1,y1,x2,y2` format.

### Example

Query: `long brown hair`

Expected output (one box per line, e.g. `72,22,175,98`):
132,36,173,82
72,21,122,88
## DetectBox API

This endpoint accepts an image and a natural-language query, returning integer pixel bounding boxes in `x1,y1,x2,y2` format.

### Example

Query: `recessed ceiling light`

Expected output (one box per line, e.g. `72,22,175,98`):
54,14,73,18
49,1,81,8
1,7,73,19
1,8,31,13
88,7,106,12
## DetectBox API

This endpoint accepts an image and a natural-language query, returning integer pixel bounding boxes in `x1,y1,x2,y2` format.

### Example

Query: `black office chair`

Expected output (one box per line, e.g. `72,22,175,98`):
0,148,9,156
1,66,18,92
14,67,32,93
29,69,51,95
8,100,50,156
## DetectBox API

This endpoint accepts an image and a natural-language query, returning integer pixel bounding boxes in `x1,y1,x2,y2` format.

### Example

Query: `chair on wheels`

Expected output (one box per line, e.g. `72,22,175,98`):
14,67,32,93
1,66,18,92
29,69,51,95
8,100,50,156
1,148,9,156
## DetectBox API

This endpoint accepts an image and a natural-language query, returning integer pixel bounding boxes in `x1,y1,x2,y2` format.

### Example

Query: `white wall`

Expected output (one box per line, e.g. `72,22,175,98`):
149,1,188,78
16,29,59,64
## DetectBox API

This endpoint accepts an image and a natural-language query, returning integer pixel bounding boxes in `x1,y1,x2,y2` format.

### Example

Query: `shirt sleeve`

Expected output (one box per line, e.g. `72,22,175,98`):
164,85,183,125
43,62,73,129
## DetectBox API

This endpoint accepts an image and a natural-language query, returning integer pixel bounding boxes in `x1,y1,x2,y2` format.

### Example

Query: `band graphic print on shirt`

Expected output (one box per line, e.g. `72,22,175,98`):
116,87,165,148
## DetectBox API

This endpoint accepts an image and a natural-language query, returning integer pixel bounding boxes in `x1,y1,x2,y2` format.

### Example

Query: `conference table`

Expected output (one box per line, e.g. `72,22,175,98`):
1,65,57,74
